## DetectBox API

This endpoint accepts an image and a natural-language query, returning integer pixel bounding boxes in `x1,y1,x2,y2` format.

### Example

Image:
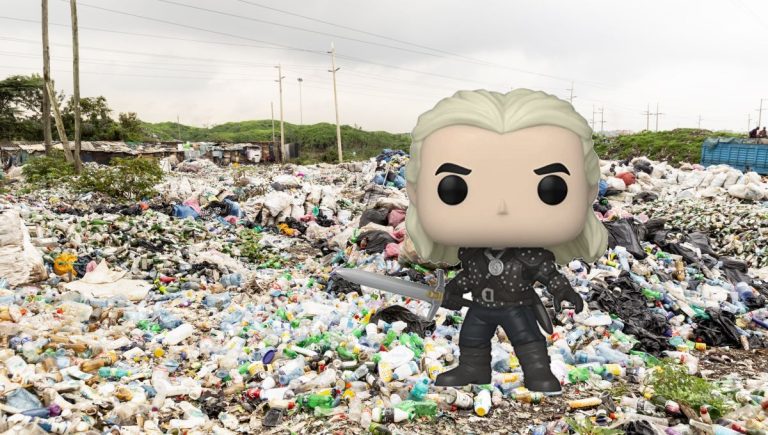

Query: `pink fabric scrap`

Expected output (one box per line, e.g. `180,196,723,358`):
224,216,239,225
85,260,98,273
387,209,407,227
183,198,202,214
384,242,401,259
390,228,407,242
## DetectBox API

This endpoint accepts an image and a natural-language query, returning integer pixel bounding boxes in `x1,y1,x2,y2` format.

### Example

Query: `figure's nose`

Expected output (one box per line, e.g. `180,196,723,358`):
497,199,508,215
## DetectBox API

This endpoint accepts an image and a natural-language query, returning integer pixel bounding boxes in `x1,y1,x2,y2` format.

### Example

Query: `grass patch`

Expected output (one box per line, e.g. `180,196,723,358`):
648,358,732,419
565,416,624,435
593,129,742,164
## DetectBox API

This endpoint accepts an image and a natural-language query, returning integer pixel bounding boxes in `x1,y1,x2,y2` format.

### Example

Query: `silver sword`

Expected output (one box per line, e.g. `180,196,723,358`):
335,268,555,334
334,268,473,322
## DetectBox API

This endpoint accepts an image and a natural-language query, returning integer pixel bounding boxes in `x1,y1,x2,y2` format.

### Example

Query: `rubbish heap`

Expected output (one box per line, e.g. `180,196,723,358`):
0,153,767,434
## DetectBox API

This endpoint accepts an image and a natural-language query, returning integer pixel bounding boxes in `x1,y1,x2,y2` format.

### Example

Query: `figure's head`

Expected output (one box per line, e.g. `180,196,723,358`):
405,89,608,265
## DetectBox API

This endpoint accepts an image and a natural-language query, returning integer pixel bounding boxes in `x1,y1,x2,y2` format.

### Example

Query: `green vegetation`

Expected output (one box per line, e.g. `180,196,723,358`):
648,358,732,419
21,151,75,187
74,157,164,200
593,129,742,164
1,74,146,142
237,228,263,261
565,416,624,435
143,120,410,162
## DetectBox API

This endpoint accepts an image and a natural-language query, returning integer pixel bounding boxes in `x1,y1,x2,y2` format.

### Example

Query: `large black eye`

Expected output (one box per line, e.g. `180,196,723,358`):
437,175,468,205
537,175,568,205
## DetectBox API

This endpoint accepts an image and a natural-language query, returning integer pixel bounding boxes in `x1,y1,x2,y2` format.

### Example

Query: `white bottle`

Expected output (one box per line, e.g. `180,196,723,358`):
474,389,492,417
164,323,195,346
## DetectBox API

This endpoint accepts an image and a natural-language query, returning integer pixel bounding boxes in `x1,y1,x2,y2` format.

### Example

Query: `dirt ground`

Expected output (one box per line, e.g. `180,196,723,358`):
251,347,768,435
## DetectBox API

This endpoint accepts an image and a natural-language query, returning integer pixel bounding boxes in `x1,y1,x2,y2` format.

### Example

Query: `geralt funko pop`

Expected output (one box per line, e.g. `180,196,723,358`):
404,89,608,394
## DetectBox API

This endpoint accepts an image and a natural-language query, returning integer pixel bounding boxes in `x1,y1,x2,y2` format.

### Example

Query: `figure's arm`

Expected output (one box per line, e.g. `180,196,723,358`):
522,250,585,313
441,248,474,310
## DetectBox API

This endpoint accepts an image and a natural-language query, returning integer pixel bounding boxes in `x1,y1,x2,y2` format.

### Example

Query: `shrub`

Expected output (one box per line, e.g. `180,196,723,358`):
21,151,75,187
75,157,164,200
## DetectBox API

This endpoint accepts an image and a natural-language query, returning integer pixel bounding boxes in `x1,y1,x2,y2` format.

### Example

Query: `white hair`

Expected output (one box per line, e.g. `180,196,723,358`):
405,88,607,265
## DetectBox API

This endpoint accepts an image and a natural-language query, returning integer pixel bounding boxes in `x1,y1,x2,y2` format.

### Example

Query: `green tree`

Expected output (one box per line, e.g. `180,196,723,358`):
118,112,144,141
63,95,119,140
0,74,61,140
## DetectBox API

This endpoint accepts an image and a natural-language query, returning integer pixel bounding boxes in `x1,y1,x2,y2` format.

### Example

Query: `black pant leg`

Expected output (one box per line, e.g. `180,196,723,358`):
499,305,545,346
458,307,498,348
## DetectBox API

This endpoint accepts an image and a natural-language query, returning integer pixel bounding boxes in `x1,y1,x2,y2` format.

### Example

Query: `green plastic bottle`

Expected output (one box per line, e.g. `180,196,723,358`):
395,400,434,418
567,367,590,383
300,394,334,409
642,288,662,301
382,330,398,348
336,346,356,361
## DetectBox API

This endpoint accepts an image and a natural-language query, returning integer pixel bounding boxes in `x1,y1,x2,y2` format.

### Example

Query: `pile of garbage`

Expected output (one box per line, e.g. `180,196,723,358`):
0,152,767,434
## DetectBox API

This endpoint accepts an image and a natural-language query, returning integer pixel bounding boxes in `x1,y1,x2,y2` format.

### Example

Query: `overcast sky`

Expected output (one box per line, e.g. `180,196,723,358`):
1,0,766,133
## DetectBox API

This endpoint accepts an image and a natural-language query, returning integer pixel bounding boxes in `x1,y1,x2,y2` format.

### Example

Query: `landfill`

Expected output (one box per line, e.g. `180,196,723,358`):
0,152,768,435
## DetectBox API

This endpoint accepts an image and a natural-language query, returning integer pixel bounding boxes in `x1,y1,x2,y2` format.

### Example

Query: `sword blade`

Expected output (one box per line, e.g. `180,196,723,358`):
335,269,440,303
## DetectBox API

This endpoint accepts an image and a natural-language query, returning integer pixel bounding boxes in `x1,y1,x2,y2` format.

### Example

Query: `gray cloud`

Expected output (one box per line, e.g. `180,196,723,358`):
1,0,766,133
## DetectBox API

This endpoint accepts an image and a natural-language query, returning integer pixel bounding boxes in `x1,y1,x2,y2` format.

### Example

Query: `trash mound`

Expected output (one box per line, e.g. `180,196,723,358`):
0,153,767,434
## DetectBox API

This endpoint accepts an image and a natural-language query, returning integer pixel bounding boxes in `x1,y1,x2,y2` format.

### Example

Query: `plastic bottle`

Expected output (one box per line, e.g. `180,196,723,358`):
164,323,196,346
409,379,429,401
444,388,473,409
278,356,306,385
474,389,492,416
372,407,410,423
81,353,118,372
298,394,335,410
396,400,437,418
393,361,418,381
595,342,630,365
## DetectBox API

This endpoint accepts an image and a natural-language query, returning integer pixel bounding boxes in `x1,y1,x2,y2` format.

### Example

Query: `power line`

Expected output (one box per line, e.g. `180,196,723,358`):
158,0,458,60
232,0,611,88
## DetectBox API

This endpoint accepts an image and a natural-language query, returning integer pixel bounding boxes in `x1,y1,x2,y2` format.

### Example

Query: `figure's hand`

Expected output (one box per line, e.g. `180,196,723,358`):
553,287,584,313
441,293,464,311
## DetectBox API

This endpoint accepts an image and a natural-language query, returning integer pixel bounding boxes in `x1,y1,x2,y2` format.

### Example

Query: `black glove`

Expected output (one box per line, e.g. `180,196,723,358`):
552,285,584,313
441,292,465,311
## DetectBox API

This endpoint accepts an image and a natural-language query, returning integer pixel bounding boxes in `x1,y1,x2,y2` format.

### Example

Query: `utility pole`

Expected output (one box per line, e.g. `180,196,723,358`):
598,107,606,133
329,42,343,163
45,82,74,163
653,102,663,132
42,0,52,155
297,77,303,125
70,0,82,173
275,64,285,163
270,101,275,143
590,105,596,130
697,114,702,129
177,114,181,142
643,104,651,131
566,81,575,104
757,98,767,128
748,113,752,132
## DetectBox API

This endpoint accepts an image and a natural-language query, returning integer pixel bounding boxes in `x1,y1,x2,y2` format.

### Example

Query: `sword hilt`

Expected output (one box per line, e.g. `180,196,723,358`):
424,269,445,323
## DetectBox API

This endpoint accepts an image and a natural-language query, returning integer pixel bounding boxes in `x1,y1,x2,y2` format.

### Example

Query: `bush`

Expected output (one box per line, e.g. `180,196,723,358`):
75,157,164,200
21,151,75,187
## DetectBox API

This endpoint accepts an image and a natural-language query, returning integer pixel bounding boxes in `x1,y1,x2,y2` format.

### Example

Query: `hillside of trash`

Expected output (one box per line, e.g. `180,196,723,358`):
1,151,768,434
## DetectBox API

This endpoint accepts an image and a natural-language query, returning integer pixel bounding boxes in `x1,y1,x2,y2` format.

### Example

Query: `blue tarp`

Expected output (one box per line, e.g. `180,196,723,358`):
172,205,200,219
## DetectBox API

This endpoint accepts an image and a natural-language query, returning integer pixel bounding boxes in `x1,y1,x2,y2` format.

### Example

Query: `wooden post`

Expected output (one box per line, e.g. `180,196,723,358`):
329,43,343,163
70,0,82,173
45,82,74,163
42,0,53,155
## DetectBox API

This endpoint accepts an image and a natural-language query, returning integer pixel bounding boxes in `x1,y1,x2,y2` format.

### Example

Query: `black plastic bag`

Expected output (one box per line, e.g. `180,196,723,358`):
369,305,436,337
603,218,648,259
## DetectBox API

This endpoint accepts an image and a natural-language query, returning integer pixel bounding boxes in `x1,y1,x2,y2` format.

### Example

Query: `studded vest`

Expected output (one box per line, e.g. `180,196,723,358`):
444,247,562,309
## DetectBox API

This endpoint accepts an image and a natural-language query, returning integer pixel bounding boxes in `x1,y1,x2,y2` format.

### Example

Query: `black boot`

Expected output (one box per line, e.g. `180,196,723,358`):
434,345,491,386
515,341,561,394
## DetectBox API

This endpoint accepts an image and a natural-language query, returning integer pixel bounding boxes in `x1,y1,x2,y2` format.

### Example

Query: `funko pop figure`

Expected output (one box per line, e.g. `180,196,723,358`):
405,89,608,393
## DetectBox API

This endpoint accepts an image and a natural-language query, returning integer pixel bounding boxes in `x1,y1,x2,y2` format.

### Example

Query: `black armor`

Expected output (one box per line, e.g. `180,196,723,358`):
435,246,582,392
